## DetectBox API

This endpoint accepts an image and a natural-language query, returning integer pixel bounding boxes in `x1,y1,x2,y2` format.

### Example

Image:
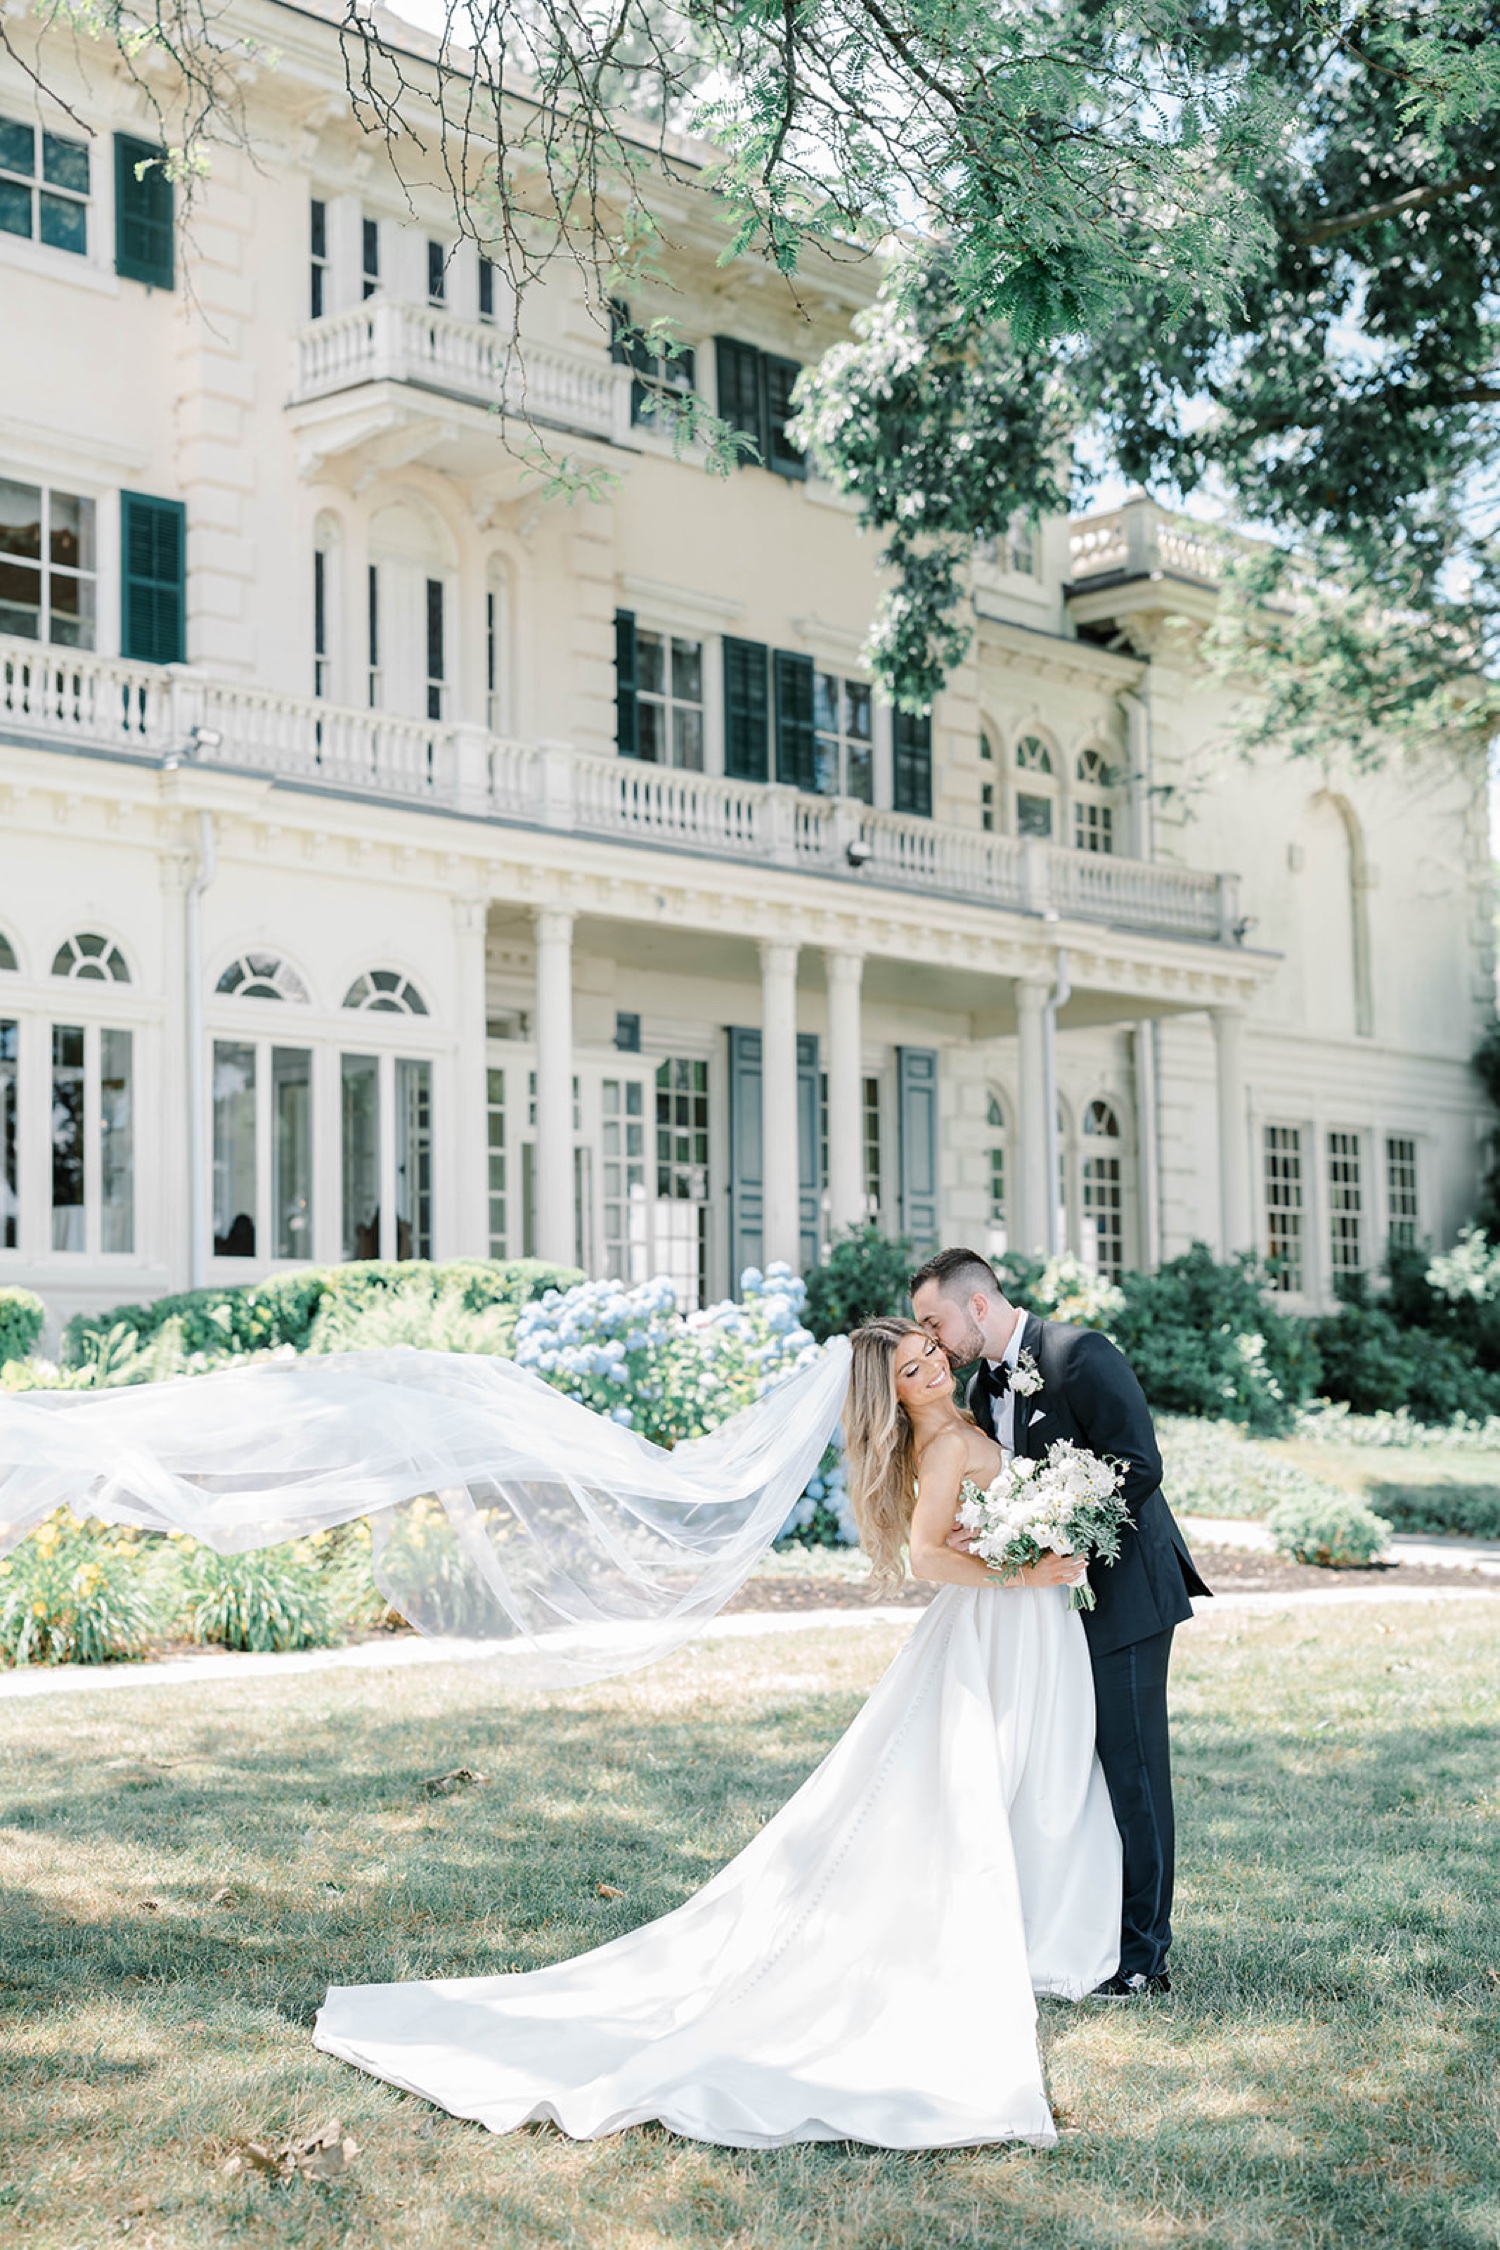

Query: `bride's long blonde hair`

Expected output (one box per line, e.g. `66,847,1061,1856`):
842,1318,936,1588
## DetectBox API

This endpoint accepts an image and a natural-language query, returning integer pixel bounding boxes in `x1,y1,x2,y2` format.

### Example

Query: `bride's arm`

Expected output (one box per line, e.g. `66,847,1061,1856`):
907,1435,1081,1588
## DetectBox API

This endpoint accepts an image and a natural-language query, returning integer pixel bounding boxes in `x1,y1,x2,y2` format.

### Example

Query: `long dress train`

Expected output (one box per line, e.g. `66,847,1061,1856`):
314,1581,1122,2150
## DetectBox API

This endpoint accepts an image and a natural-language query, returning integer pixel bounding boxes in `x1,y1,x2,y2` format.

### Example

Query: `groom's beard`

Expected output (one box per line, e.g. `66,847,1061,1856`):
956,1319,987,1368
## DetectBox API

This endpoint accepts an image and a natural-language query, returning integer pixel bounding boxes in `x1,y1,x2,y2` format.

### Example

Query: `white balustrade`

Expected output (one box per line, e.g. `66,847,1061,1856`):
1069,496,1229,586
0,632,1232,941
289,299,624,442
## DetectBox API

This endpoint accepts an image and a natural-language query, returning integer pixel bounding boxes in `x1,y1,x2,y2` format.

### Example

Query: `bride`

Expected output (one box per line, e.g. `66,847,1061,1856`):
313,1318,1122,2150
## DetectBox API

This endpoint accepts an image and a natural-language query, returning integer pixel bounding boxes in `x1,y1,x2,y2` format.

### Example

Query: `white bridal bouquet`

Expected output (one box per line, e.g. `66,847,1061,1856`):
956,1443,1131,1612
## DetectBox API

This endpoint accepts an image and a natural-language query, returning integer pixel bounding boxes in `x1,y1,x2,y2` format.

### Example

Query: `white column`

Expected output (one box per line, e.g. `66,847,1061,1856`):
1132,1020,1161,1271
759,939,801,1270
824,949,864,1236
449,896,490,1257
1213,1005,1253,1255
1015,978,1050,1255
533,908,576,1266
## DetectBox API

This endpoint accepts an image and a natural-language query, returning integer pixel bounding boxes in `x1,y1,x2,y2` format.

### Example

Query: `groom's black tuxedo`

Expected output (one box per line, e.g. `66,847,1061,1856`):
968,1313,1210,1979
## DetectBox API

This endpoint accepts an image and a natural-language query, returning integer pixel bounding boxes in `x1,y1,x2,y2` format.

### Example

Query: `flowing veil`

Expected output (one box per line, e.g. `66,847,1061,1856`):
0,1341,852,1685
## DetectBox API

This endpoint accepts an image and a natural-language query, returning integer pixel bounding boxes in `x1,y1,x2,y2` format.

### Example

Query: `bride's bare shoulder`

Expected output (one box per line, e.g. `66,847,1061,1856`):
913,1425,973,1483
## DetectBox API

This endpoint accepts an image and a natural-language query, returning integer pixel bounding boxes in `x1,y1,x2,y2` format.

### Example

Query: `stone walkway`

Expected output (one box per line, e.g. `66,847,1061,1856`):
1178,1514,1500,1577
0,1578,1494,1701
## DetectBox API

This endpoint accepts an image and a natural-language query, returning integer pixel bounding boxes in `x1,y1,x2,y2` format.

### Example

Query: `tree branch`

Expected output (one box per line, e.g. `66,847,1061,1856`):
1291,166,1497,245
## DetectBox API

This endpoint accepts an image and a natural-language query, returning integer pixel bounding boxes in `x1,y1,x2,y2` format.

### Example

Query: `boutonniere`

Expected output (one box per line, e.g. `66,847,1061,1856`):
1010,1350,1044,1399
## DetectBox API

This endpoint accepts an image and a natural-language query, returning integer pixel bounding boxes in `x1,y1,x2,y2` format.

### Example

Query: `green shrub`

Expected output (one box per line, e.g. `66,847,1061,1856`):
176,1539,337,1653
1156,1415,1351,1522
0,1512,156,1666
1265,1491,1393,1568
1107,1244,1320,1432
0,1286,44,1367
996,1251,1123,1329
1309,1299,1500,1424
305,1276,517,1356
803,1226,913,1342
63,1259,582,1367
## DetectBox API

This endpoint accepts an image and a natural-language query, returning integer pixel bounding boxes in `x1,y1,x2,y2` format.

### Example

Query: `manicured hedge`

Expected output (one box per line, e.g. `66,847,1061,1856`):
0,1286,45,1367
63,1259,583,1366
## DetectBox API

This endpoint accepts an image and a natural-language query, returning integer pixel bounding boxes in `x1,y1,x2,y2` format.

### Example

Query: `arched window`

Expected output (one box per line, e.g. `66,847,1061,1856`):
216,953,310,1003
1073,747,1118,855
1080,1099,1125,1280
0,932,17,972
985,1090,1008,1256
343,969,429,1015
1012,734,1057,841
52,932,130,983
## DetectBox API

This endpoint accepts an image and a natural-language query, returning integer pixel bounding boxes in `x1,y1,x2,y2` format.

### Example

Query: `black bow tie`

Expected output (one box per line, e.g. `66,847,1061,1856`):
981,1360,1012,1399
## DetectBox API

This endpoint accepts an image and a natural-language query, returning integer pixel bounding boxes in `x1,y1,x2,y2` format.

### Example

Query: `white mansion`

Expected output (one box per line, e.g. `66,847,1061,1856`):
0,0,1493,1338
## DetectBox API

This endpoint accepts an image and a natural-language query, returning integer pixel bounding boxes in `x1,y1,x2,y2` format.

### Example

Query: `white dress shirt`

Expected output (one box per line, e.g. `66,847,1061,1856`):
986,1308,1029,1455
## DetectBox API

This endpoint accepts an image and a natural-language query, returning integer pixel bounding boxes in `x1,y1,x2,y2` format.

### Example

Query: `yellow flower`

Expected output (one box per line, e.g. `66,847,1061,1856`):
32,1600,47,1618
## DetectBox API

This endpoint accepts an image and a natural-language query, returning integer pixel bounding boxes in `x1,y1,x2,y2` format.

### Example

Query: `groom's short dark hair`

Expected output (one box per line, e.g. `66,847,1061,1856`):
908,1247,1004,1303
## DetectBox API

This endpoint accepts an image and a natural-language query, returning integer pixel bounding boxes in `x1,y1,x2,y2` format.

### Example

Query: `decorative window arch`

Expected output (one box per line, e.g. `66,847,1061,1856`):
343,968,429,1016
1012,733,1058,841
1080,1099,1125,1280
1072,747,1120,855
0,931,17,972
985,1090,1008,1254
52,932,130,983
216,953,310,1003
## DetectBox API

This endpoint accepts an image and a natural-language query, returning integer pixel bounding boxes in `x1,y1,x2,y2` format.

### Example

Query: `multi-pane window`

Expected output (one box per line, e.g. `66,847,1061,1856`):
310,197,328,319
636,631,703,769
396,1057,432,1260
313,548,329,697
863,1074,882,1218
1007,517,1037,576
211,1041,312,1260
602,1077,649,1282
1080,1099,1124,1281
343,969,428,1014
425,577,445,720
337,1050,433,1263
0,1019,15,1248
271,1048,312,1258
986,1091,1007,1252
100,1029,134,1254
426,240,446,305
211,1040,256,1257
0,114,88,255
486,584,502,730
1014,735,1055,839
54,930,130,983
1263,1124,1303,1291
656,1057,709,1308
479,256,496,322
217,952,308,1002
1328,1130,1363,1284
366,564,380,706
1386,1136,1419,1249
486,1068,507,1256
50,1024,133,1255
812,673,873,801
50,1024,85,1252
361,216,380,298
714,336,804,478
0,481,97,649
1073,748,1116,855
342,1053,379,1260
611,301,697,429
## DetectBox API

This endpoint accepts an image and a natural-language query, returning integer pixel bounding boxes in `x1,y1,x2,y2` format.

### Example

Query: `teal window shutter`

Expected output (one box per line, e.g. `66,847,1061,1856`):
774,649,816,790
727,1026,763,1284
763,355,806,479
723,636,769,781
893,708,933,817
897,1047,940,1251
614,609,638,757
796,1031,821,1274
114,134,174,288
120,493,185,664
715,336,764,460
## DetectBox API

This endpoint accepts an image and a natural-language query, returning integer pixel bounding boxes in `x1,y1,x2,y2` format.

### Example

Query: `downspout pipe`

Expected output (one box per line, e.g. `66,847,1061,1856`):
186,809,216,1288
1042,944,1071,1257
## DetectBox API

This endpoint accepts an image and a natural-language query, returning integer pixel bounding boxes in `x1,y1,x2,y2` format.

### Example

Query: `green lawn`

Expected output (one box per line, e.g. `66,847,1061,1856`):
2,1603,1498,2249
1268,1440,1500,1542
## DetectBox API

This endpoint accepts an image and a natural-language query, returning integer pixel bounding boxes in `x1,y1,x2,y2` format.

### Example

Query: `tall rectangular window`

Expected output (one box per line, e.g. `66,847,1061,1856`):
712,335,804,477
426,239,445,305
272,1047,313,1259
120,491,184,664
396,1057,432,1261
114,133,173,288
773,649,816,792
212,1041,257,1257
893,709,933,818
486,1067,507,1256
656,1057,709,1309
636,631,703,769
100,1028,133,1254
1264,1124,1303,1292
863,1074,882,1219
361,215,380,298
1328,1130,1363,1284
0,114,89,254
313,548,329,698
0,481,97,649
50,1023,85,1252
610,300,696,428
486,588,499,730
341,1053,379,1260
425,577,445,720
366,563,380,707
1386,1136,1419,1249
310,197,328,319
0,1020,15,1249
1081,1153,1124,1282
602,1077,648,1282
722,635,769,782
812,672,873,801
479,255,495,322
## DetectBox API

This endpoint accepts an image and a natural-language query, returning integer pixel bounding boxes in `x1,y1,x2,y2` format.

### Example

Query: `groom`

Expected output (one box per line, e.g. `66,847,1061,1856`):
909,1246,1210,1997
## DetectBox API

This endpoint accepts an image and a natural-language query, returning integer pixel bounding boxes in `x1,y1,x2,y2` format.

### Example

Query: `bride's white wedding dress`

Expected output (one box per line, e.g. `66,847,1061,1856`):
314,1579,1121,2150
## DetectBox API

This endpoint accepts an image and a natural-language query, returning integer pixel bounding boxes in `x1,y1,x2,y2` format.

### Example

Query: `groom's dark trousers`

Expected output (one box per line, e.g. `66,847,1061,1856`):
969,1315,1210,1980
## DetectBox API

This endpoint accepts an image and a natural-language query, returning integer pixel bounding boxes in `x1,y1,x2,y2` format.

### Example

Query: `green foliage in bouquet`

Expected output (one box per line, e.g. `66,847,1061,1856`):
0,1511,156,1666
0,1286,44,1367
1265,1493,1393,1570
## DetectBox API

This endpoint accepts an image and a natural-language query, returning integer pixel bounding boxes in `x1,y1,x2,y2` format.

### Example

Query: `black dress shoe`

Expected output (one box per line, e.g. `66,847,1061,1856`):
1090,1971,1171,1998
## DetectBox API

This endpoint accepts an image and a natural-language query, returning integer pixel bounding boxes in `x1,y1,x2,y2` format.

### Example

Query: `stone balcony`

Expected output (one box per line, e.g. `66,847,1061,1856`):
1065,496,1228,643
0,635,1242,944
